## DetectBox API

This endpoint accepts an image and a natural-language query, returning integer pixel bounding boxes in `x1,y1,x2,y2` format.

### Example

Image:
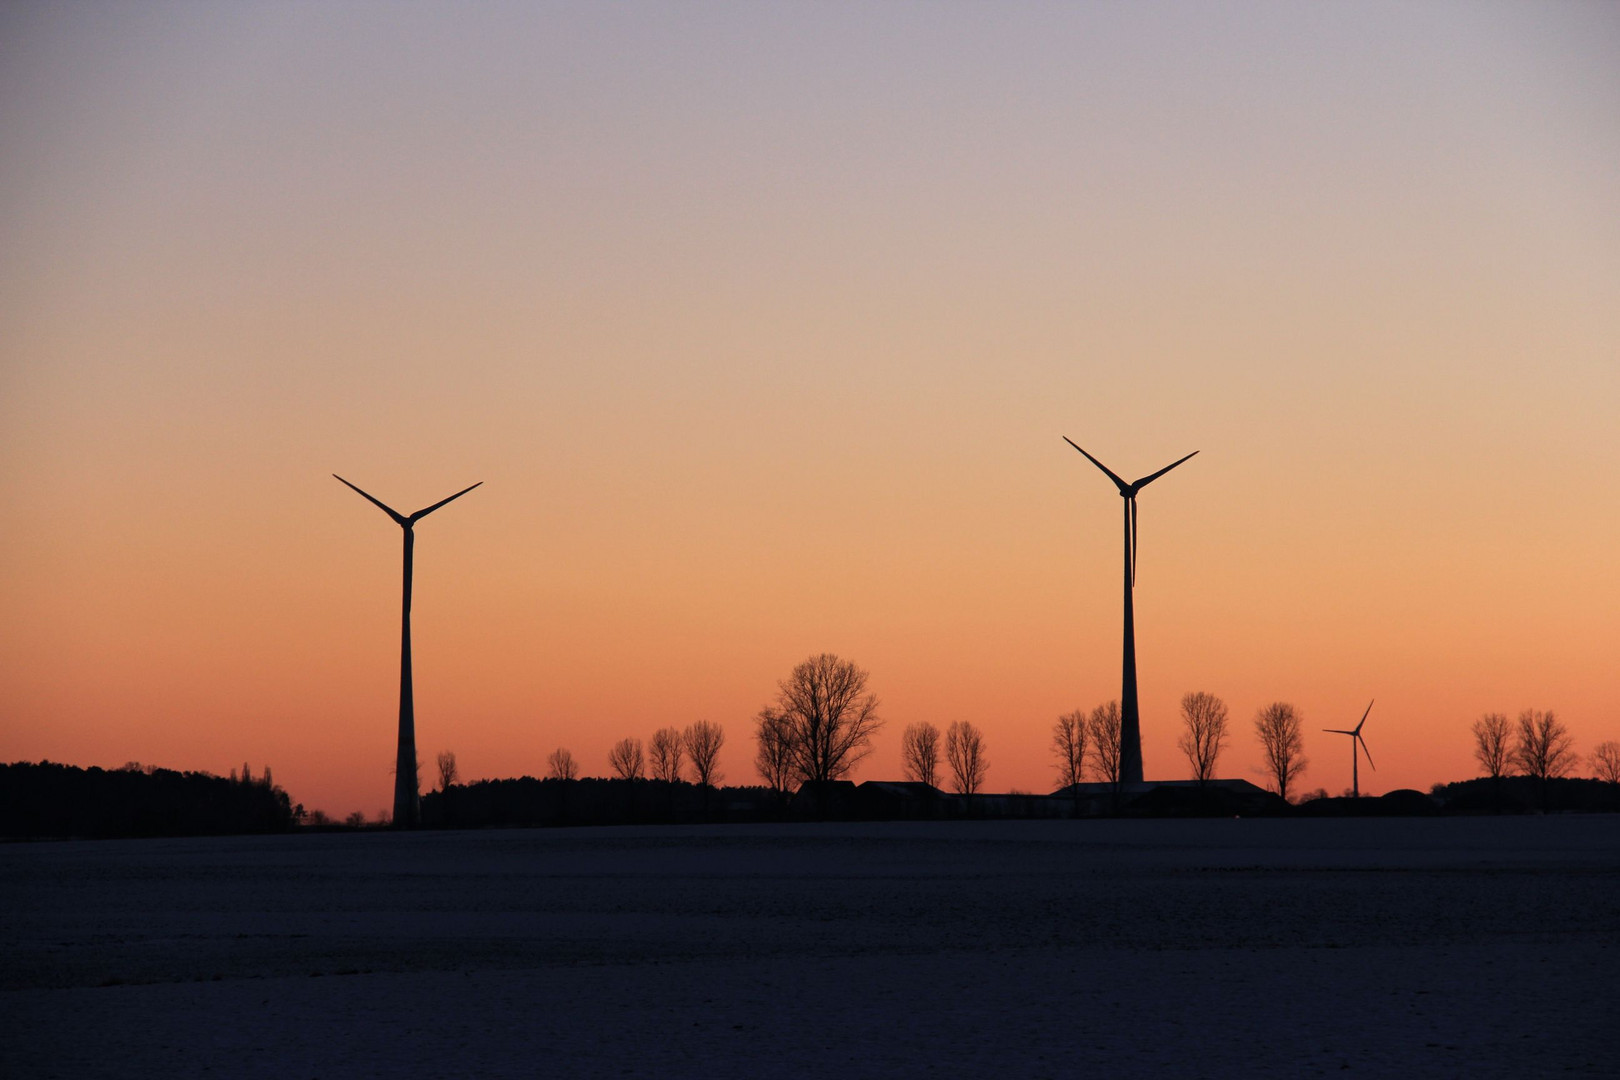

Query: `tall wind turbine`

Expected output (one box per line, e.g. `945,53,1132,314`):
1323,700,1376,798
1063,439,1198,785
335,475,481,828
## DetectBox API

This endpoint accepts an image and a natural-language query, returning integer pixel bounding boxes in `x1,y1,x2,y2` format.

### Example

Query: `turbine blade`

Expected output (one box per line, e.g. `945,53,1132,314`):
1132,449,1200,489
1323,729,1355,735
334,475,408,527
1354,699,1374,735
1358,734,1375,771
1130,495,1138,588
1062,437,1130,492
411,481,483,522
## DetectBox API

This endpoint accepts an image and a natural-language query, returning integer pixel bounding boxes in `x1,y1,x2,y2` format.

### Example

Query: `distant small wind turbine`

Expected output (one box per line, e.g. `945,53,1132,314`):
1063,438,1198,785
335,475,481,828
1323,700,1376,798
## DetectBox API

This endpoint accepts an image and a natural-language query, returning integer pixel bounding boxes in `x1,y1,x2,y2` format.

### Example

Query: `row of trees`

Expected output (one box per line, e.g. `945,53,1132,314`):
442,654,1616,808
542,720,727,788
1472,710,1618,788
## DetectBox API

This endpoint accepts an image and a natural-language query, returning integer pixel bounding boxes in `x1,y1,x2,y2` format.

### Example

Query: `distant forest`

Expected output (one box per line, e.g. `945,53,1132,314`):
0,761,299,839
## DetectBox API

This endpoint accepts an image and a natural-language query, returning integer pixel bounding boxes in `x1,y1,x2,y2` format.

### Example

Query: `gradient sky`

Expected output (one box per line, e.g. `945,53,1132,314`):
3,2,1617,817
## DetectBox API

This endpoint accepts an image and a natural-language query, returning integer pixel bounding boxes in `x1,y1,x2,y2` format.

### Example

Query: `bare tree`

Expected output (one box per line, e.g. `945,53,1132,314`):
546,747,578,781
754,707,796,798
1086,700,1123,788
1050,710,1088,792
764,653,883,784
1177,691,1229,786
1472,713,1511,780
902,721,941,787
649,727,685,783
683,720,725,787
945,721,988,796
436,750,458,792
607,737,645,781
1592,741,1620,785
1513,710,1574,810
1254,701,1307,802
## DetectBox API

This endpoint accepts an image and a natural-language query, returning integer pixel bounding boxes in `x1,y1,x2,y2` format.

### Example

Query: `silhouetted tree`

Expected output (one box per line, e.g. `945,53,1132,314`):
650,727,684,783
684,720,724,787
1049,710,1087,793
1087,700,1123,790
902,721,941,787
607,738,644,781
945,721,988,796
763,653,883,784
546,747,578,781
345,811,366,828
1254,701,1307,803
1591,741,1620,785
754,708,796,799
436,751,458,791
1513,709,1574,808
1473,713,1511,779
1177,691,1229,787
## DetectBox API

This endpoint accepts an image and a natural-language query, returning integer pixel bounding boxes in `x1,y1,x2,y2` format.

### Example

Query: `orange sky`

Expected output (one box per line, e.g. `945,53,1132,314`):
2,2,1617,817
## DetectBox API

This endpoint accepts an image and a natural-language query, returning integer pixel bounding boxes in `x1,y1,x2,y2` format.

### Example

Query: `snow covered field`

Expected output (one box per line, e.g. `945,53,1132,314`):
3,817,1616,1078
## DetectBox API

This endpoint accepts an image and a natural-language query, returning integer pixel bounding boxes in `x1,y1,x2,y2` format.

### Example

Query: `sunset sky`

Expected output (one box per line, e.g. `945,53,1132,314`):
3,2,1616,817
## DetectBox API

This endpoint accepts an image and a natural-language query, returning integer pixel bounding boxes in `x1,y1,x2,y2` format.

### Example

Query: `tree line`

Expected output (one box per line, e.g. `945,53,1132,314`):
500,652,1618,808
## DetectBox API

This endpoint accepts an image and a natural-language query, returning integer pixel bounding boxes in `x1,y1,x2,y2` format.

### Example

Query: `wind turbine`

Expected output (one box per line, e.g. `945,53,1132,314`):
1063,439,1198,785
1323,700,1376,798
335,475,481,828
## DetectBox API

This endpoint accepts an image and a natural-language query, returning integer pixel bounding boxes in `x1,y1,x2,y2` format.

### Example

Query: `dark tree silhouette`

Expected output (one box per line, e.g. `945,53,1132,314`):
683,720,724,787
1086,700,1123,789
608,738,645,781
649,727,684,783
945,721,988,796
436,750,458,791
753,708,795,797
1051,709,1088,795
1513,709,1574,808
1473,713,1511,780
1177,691,1229,786
1592,741,1620,785
902,721,941,787
763,653,883,784
0,761,298,838
1255,701,1307,803
546,747,578,781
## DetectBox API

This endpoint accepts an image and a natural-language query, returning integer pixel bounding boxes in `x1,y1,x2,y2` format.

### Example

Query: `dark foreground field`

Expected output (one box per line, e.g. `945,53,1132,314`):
3,817,1617,1078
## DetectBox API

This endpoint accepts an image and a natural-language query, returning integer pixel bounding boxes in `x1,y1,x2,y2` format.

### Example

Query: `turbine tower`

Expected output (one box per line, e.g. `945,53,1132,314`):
1323,700,1376,798
335,475,481,828
1064,439,1198,785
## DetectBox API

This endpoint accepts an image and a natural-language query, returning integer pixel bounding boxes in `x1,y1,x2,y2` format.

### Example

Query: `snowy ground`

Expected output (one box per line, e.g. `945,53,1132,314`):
3,817,1617,1078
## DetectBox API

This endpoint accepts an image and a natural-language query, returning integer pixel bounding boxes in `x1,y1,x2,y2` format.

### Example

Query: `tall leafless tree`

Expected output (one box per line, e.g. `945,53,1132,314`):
1472,712,1512,780
683,720,725,787
1050,710,1088,792
754,707,796,799
1086,700,1123,789
436,750,458,792
1592,741,1620,785
945,721,988,796
649,727,685,783
607,737,644,781
764,653,883,784
902,721,941,787
1513,709,1574,809
1254,701,1307,803
546,747,578,781
1177,691,1228,786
